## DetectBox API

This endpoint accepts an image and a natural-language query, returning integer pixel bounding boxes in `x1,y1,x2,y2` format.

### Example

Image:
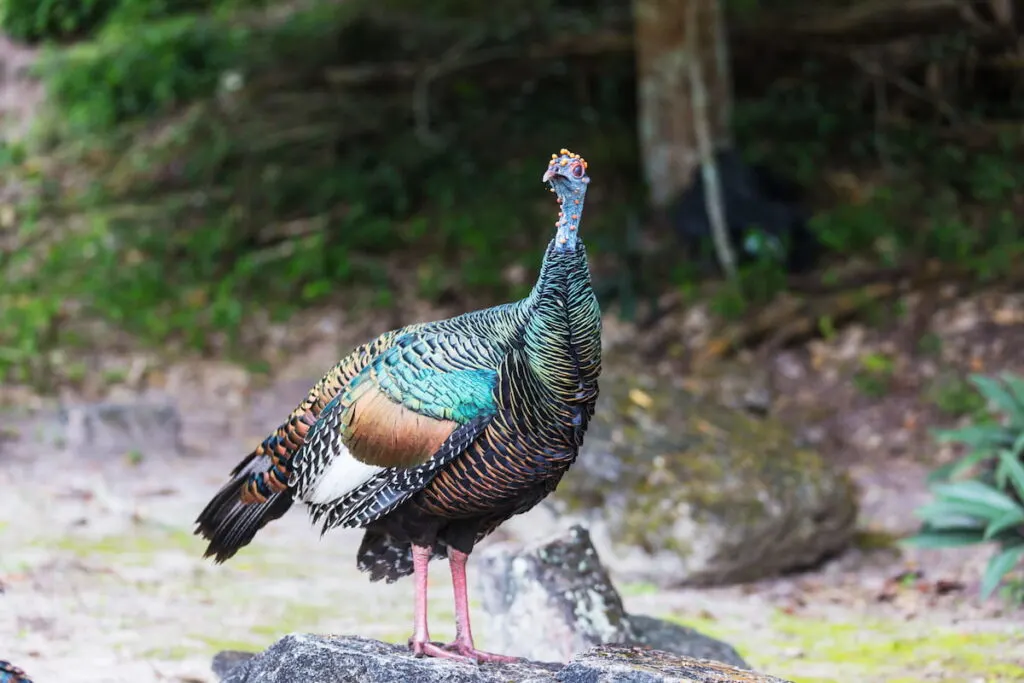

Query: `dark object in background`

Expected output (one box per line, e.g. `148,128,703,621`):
0,660,33,683
670,148,821,274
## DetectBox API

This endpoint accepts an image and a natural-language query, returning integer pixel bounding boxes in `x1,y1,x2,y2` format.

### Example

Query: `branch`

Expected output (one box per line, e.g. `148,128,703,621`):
688,0,736,281
850,52,962,124
694,260,1024,364
322,30,632,86
412,28,487,148
734,0,965,45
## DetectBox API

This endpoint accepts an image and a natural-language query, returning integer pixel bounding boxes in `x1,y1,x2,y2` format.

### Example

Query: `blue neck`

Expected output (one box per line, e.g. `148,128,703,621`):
553,185,587,252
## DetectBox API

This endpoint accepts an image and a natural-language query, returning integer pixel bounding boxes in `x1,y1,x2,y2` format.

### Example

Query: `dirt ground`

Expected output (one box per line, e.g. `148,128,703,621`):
2,291,1024,683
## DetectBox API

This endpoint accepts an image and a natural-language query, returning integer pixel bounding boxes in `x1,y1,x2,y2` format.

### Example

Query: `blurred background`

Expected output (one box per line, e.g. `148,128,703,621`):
1,0,1023,681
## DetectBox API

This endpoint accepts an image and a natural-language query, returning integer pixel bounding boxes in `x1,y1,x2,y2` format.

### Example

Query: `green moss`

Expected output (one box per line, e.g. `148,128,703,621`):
190,633,268,653
852,530,900,551
140,644,194,661
619,581,661,597
249,602,330,637
554,358,856,582
662,611,1024,682
50,526,199,559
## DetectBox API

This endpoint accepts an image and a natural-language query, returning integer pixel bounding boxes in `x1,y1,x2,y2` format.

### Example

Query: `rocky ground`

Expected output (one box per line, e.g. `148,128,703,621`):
2,289,1024,683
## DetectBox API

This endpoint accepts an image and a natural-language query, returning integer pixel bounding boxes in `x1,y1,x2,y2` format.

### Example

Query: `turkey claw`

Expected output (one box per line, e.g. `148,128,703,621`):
409,638,477,664
441,641,519,664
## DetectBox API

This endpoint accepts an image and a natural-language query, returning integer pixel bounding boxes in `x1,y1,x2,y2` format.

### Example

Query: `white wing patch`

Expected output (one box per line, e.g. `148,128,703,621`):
300,443,386,505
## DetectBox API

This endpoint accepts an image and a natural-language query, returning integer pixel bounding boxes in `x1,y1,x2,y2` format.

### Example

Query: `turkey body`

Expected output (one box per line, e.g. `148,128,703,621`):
195,148,601,663
352,254,602,583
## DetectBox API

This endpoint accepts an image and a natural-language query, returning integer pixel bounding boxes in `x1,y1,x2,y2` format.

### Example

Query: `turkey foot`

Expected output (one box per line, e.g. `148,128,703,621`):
445,548,520,663
407,545,479,664
409,637,477,664
441,640,519,663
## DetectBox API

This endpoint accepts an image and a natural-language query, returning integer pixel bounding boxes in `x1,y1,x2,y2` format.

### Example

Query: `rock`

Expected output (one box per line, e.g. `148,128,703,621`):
560,647,791,683
477,525,748,668
213,634,792,683
213,651,257,680
476,524,634,662
500,354,858,587
628,616,747,670
57,400,184,458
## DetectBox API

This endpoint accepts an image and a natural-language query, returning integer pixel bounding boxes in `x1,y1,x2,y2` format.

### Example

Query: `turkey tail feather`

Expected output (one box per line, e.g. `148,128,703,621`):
356,531,446,584
194,451,294,564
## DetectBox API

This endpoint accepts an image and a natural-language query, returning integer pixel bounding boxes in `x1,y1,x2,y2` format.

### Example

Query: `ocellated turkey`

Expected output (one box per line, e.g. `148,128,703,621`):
194,148,602,663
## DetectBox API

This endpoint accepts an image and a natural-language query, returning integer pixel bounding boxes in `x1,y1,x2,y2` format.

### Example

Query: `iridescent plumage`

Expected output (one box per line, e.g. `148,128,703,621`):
194,148,601,662
0,661,32,683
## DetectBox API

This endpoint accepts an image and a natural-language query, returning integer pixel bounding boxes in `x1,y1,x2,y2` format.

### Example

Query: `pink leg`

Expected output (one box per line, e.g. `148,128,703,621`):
443,549,519,663
407,544,476,664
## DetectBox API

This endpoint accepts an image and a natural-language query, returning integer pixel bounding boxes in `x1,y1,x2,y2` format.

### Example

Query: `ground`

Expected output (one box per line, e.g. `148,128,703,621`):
1,289,1024,683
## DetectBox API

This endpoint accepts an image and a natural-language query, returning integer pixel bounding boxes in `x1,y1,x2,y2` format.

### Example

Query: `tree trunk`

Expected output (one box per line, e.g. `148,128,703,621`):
633,0,732,208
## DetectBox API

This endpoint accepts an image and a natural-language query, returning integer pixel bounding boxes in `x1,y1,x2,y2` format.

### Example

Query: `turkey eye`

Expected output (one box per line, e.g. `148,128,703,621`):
571,163,584,178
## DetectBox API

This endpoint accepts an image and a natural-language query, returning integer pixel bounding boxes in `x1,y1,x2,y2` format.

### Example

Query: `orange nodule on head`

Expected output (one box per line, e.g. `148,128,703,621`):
543,148,589,185
550,148,587,166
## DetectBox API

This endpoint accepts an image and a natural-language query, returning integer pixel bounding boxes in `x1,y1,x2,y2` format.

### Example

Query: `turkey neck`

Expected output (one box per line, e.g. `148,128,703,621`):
520,236,602,402
553,181,585,252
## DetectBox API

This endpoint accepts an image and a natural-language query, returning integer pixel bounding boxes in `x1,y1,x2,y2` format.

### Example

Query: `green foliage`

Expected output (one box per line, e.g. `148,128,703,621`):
733,50,1024,284
906,373,1024,601
0,0,270,43
3,0,1023,385
925,374,989,419
707,251,790,320
0,0,118,42
0,0,640,381
0,207,95,381
852,352,895,398
38,14,248,133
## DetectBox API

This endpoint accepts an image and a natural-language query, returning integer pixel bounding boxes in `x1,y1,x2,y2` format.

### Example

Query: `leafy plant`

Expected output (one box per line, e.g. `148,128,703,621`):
37,13,248,133
852,352,895,398
925,374,988,419
905,373,1024,600
3,0,1023,389
0,0,118,42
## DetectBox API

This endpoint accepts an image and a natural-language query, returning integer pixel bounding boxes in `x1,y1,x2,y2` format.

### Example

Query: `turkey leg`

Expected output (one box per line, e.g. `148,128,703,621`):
442,548,519,663
408,544,475,664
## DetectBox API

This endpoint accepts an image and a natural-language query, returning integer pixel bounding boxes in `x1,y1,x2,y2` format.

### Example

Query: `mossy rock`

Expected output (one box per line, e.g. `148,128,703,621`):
507,353,858,587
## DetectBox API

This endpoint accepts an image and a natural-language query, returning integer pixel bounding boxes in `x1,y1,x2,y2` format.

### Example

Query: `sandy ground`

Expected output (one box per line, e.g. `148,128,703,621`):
1,371,1022,683
4,290,1024,682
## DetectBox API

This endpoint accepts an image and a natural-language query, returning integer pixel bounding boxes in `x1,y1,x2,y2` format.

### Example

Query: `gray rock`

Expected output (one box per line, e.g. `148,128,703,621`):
57,400,183,458
214,635,791,683
627,616,745,669
560,647,791,683
476,525,747,668
212,651,256,680
218,634,558,683
476,524,634,662
500,354,858,587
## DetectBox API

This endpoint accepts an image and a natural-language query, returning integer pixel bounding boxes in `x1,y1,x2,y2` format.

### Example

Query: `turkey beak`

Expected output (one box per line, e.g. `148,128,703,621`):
542,168,557,183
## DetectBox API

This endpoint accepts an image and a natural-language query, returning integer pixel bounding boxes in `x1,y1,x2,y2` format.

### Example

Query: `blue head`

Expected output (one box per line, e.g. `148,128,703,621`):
542,148,590,251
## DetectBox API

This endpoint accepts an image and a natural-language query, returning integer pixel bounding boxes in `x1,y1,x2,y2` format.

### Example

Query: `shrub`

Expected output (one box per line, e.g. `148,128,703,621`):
906,373,1024,600
0,0,118,42
37,14,247,132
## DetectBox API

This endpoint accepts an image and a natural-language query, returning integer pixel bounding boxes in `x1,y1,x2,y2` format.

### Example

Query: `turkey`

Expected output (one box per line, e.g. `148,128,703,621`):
195,148,602,663
0,661,32,683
